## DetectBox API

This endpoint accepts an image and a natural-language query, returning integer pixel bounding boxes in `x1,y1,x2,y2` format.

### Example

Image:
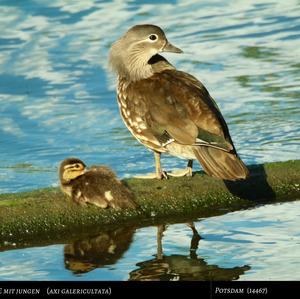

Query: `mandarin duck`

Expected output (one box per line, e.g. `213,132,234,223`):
109,24,249,180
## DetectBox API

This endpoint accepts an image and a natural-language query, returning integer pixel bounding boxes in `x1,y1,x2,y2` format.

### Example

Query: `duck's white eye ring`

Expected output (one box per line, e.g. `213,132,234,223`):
148,34,158,42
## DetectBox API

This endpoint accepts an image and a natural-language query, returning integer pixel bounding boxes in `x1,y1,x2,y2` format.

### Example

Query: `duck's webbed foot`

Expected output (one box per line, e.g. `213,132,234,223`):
134,171,168,180
168,160,193,177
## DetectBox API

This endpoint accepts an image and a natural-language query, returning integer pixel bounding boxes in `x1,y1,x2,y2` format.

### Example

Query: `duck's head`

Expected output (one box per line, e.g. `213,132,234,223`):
109,24,182,81
59,158,86,184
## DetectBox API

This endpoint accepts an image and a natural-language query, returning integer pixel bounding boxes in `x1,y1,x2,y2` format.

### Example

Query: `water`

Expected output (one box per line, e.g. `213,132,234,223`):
0,0,300,280
0,201,300,281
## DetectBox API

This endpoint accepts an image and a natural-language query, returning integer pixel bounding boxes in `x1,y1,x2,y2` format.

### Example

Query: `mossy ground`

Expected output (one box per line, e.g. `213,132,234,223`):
0,160,299,249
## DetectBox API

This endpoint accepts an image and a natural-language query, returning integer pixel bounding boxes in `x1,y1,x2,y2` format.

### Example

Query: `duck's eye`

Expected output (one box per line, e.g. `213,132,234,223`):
149,34,158,41
75,164,80,169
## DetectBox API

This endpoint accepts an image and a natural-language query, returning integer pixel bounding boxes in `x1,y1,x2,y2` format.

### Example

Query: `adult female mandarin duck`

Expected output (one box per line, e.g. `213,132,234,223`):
109,24,249,180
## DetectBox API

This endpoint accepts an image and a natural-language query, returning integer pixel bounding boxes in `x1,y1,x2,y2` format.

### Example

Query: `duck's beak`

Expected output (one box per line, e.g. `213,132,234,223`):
162,41,183,53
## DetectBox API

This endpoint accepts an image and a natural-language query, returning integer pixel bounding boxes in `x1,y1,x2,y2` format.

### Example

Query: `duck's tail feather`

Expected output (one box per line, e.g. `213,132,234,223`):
193,146,249,181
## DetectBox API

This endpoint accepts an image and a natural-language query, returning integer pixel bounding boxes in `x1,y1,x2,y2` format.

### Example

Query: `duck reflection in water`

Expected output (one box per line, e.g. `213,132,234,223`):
64,227,135,274
129,223,250,281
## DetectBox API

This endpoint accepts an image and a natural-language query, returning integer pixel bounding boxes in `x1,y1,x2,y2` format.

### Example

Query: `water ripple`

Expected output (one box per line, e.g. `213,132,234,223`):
0,0,299,192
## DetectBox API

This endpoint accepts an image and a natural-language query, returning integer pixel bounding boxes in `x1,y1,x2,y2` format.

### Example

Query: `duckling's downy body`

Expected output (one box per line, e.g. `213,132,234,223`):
110,24,249,180
59,158,137,209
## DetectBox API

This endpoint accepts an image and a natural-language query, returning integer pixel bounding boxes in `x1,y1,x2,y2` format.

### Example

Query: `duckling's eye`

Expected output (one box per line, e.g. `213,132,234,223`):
149,34,158,41
75,164,80,169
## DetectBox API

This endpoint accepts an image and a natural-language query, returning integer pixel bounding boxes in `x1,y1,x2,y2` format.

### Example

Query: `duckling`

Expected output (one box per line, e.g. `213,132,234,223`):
59,158,137,209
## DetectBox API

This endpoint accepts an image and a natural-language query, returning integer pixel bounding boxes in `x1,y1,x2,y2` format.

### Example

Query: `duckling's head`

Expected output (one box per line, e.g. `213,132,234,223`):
59,158,86,185
109,24,182,81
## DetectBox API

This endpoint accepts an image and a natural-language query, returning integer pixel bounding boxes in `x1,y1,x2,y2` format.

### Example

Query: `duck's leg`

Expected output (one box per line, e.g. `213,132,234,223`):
134,151,168,179
168,160,193,177
157,224,166,260
186,222,201,259
154,152,168,179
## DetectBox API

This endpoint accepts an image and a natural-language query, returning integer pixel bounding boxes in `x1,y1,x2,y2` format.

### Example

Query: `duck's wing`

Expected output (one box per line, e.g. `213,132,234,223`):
99,177,137,209
128,70,249,180
71,174,109,208
74,172,137,209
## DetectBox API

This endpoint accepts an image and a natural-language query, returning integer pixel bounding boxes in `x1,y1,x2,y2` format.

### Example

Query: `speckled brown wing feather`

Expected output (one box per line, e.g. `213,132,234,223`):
118,78,166,153
126,70,232,149
126,69,249,180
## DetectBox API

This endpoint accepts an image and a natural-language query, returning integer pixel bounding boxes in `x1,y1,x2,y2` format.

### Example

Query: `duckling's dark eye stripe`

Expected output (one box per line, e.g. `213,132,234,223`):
64,164,81,170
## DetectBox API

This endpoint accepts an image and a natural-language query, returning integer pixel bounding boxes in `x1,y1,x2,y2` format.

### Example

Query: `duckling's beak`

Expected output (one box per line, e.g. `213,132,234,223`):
162,41,183,53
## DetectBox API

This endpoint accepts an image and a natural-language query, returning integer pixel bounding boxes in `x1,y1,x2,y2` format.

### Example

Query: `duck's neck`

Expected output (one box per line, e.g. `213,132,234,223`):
148,54,175,73
125,52,154,81
111,55,153,82
125,54,175,82
110,41,174,82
